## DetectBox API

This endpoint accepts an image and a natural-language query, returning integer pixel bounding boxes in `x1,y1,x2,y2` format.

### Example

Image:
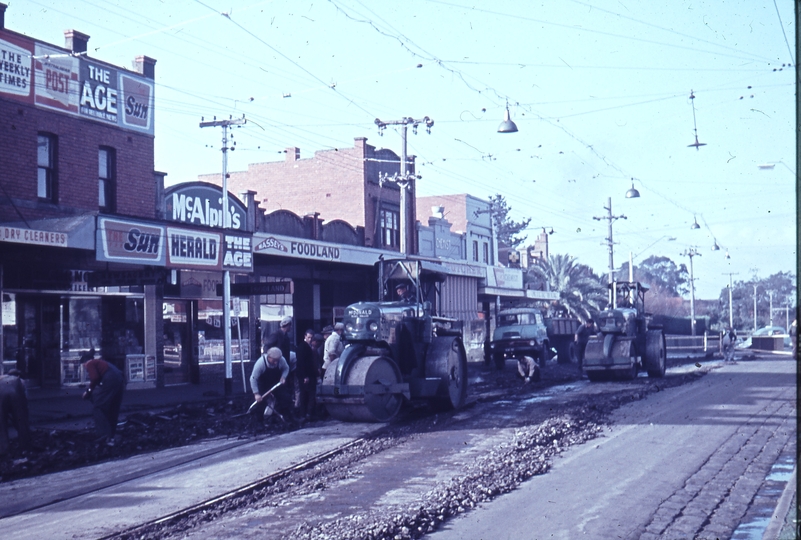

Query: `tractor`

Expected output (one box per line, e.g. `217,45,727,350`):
583,281,666,381
317,258,468,422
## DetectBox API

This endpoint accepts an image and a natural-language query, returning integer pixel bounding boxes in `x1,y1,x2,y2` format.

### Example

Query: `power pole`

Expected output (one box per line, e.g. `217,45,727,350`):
200,115,246,396
593,197,627,306
769,291,774,327
681,248,701,336
723,272,738,329
375,116,433,255
753,284,758,331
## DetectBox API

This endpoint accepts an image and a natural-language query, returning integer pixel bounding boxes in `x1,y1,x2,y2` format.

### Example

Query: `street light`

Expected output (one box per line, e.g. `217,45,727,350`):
497,103,518,133
625,178,640,198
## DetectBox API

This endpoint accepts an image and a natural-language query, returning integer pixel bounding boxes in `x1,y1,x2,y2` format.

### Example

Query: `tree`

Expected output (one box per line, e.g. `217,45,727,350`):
526,254,608,321
488,194,530,249
619,255,689,297
715,271,797,332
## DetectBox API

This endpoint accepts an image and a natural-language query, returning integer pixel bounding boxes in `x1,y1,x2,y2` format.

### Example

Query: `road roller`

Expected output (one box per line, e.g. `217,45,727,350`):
583,281,666,382
317,259,468,422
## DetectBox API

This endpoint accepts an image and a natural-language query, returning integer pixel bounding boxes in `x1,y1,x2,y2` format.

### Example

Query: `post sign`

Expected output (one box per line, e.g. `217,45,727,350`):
0,30,155,134
96,217,166,265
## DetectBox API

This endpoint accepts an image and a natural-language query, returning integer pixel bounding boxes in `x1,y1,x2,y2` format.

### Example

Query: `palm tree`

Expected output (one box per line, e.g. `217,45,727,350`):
526,254,607,321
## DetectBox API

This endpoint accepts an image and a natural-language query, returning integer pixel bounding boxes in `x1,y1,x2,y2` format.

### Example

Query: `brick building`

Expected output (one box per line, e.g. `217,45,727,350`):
0,3,162,388
199,137,414,252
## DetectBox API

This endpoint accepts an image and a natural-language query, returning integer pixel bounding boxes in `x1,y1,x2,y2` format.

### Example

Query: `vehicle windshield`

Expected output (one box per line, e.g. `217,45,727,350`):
498,312,541,327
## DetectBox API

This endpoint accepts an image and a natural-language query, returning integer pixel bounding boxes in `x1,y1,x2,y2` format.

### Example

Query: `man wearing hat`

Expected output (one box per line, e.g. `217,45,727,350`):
323,322,345,372
263,316,293,360
249,346,291,423
80,348,125,446
395,282,416,303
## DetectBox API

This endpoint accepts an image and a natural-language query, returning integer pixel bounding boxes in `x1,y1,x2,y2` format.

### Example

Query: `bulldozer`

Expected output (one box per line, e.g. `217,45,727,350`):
317,258,468,422
583,281,666,381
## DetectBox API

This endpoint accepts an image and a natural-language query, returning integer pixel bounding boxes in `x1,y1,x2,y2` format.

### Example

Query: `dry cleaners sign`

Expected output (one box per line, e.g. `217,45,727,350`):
165,182,248,231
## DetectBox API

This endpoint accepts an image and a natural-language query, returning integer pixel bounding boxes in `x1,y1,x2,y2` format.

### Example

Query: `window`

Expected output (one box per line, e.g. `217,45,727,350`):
98,147,116,212
483,242,489,264
37,133,57,201
380,208,400,247
472,240,479,261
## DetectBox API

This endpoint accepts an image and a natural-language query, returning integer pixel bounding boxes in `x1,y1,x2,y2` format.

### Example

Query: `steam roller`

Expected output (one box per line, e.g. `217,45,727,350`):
582,281,666,382
318,262,469,422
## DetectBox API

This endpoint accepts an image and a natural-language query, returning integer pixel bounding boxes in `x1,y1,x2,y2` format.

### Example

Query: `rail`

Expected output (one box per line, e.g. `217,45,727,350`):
665,332,721,355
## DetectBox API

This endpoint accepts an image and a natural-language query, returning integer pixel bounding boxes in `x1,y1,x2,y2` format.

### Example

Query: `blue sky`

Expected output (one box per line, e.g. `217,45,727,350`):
10,0,796,299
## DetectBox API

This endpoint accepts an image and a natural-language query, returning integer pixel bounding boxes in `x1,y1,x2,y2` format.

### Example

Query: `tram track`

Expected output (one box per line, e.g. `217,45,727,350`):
0,358,712,540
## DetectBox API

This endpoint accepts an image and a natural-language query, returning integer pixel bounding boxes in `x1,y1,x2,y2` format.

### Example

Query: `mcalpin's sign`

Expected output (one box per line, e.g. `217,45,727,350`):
164,182,248,231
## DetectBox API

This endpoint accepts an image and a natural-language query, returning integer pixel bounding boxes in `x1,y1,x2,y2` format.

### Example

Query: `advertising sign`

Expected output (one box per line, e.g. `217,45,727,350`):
34,43,79,113
79,60,118,124
0,30,154,134
1,225,68,247
164,182,248,231
252,232,388,267
97,217,166,265
166,227,221,270
0,32,33,101
222,234,252,271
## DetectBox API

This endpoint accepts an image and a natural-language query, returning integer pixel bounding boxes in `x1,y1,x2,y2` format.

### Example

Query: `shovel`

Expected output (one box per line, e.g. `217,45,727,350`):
233,381,284,418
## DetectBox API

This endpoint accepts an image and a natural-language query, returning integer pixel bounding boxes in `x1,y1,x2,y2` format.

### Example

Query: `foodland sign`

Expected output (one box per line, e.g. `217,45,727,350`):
164,182,249,231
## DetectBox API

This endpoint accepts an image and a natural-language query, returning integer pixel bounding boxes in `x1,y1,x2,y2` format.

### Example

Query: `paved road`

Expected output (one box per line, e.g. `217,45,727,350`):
431,355,797,540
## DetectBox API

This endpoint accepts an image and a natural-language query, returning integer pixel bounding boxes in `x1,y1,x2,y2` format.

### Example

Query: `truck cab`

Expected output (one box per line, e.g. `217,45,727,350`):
486,308,549,370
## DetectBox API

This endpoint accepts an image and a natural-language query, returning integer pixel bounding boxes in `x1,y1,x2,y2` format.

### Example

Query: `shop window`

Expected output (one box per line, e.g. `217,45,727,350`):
37,133,57,201
380,208,400,247
99,147,116,212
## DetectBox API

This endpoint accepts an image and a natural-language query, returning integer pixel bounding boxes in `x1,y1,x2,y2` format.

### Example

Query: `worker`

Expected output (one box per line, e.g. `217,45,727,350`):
573,318,596,369
81,349,125,447
395,282,416,303
0,370,30,454
250,346,292,423
517,356,540,384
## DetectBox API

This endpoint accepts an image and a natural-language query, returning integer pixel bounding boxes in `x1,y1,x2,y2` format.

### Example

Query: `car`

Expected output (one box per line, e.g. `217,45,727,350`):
486,308,550,370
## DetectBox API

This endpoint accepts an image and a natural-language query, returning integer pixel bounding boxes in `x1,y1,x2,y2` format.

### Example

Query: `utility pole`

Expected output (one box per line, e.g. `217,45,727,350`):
723,272,738,329
200,115,246,396
375,116,433,255
769,291,774,327
681,247,701,336
593,197,627,306
753,284,758,331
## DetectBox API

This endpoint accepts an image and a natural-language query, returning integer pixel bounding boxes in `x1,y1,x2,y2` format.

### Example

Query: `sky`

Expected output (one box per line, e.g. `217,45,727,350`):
8,0,796,299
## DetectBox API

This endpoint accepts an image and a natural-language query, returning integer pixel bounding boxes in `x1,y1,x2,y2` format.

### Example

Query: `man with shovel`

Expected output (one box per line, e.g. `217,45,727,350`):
249,346,292,425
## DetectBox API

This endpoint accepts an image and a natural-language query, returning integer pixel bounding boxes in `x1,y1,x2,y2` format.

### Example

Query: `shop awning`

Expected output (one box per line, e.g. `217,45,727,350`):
0,214,96,250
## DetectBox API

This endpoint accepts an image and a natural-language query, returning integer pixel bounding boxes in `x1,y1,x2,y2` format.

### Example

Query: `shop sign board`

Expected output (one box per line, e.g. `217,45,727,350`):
216,281,293,297
222,234,252,271
485,266,524,290
1,224,68,247
88,267,167,287
0,30,155,135
252,232,390,266
97,217,166,265
166,226,221,270
164,182,248,231
180,270,222,299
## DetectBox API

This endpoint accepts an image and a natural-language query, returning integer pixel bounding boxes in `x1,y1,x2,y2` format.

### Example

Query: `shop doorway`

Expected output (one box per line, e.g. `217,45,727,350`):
13,295,61,387
163,300,194,385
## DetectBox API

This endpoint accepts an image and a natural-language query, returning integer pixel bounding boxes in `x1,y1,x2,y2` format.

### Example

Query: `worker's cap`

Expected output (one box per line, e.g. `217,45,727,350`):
334,322,345,331
280,316,292,328
79,348,96,363
312,333,324,342
395,282,409,290
322,325,334,334
266,347,283,360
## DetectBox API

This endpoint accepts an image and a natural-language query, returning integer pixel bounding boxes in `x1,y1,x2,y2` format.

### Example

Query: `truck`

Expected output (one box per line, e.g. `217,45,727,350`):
485,308,550,370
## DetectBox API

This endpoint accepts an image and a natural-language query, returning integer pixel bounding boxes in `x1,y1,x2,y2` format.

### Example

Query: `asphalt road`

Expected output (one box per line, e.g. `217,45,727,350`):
431,355,797,540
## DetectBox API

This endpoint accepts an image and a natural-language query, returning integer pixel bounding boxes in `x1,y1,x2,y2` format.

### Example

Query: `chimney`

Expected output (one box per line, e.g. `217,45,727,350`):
0,4,8,30
134,55,157,80
64,30,90,54
285,147,300,162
